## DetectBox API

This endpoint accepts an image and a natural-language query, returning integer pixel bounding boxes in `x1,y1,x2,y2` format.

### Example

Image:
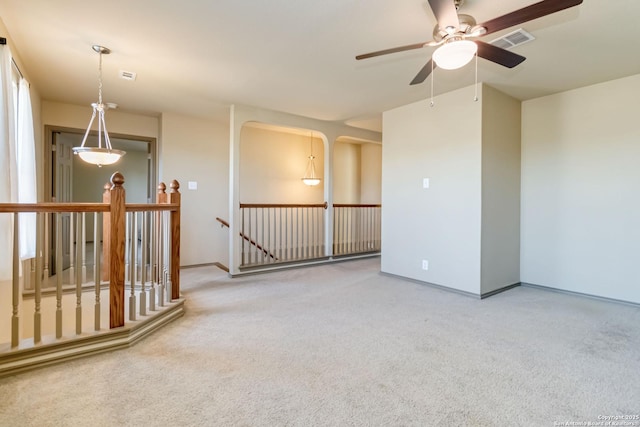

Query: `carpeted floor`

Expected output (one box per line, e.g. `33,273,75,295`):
0,257,638,426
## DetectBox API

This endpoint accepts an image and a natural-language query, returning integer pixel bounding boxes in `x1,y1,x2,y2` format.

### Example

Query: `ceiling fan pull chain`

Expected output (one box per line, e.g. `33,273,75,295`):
474,52,479,102
430,60,435,107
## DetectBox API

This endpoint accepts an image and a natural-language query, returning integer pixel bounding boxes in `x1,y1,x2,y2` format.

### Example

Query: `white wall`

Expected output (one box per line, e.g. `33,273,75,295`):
480,85,521,294
521,74,640,303
382,85,483,294
161,112,229,267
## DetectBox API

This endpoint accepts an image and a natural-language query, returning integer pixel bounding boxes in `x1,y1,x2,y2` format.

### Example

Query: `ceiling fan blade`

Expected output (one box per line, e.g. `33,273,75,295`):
410,59,436,85
478,0,583,36
476,41,526,68
356,42,429,60
427,0,460,30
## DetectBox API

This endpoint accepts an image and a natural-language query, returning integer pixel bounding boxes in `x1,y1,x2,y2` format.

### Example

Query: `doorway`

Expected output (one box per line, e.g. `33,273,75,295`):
45,125,157,275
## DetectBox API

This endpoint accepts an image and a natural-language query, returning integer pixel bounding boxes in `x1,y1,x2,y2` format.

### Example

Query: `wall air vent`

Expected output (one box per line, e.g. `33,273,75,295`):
490,28,535,50
119,70,137,81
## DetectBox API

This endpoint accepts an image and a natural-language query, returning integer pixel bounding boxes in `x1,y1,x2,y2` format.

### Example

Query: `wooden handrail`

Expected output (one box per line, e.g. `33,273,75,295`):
216,217,230,228
2,172,182,333
0,203,110,213
125,203,179,212
333,204,381,208
215,217,277,260
240,202,328,209
0,203,180,213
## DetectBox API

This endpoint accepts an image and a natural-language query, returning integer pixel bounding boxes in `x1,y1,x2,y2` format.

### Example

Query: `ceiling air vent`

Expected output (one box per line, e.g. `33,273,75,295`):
119,70,137,81
490,28,535,50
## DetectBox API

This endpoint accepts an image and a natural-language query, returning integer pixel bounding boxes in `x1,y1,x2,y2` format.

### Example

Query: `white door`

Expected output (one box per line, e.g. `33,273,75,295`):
55,133,74,270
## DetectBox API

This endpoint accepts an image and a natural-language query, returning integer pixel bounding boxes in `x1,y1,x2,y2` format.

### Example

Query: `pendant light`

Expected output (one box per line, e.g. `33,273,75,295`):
73,45,125,167
302,131,321,186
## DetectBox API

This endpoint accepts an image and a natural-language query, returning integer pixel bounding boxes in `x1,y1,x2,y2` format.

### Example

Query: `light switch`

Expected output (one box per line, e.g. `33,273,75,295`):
188,181,198,190
423,178,430,189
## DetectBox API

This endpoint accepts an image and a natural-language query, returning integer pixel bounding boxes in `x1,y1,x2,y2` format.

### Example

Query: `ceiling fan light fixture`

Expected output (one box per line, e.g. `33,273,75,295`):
432,39,477,70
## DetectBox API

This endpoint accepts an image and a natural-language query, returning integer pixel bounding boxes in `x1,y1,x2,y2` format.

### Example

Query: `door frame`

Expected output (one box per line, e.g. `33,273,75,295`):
44,125,158,276
44,125,158,203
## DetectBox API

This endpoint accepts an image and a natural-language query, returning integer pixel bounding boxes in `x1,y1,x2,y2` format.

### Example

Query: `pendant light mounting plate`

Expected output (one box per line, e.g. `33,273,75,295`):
92,45,111,55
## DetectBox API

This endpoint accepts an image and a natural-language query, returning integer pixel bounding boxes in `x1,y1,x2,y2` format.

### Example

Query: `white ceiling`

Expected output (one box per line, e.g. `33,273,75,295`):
1,0,639,132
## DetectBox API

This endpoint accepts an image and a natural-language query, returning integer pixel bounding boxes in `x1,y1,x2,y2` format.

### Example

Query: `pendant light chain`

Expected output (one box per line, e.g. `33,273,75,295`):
98,49,103,106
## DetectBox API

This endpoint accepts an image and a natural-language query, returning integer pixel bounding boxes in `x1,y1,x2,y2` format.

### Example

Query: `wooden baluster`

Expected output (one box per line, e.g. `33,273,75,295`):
101,182,110,282
124,210,130,284
247,208,251,265
149,209,156,312
55,213,63,338
75,212,83,334
81,212,87,283
279,208,283,261
109,172,126,328
94,211,101,331
168,180,181,300
157,211,165,308
267,208,271,263
335,207,340,255
129,212,137,321
140,211,148,316
241,208,245,266
156,183,166,308
285,208,289,261
34,212,43,343
11,213,20,348
43,213,50,280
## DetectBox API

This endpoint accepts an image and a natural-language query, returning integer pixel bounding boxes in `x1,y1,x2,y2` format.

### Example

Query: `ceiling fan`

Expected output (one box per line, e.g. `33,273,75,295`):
356,0,583,85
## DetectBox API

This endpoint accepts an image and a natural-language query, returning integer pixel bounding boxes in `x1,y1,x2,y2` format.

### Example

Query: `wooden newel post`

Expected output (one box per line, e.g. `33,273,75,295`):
101,182,111,282
109,172,126,328
168,180,181,300
157,182,167,204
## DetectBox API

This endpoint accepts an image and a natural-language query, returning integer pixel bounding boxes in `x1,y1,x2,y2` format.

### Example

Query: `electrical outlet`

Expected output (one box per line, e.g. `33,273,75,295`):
422,260,429,270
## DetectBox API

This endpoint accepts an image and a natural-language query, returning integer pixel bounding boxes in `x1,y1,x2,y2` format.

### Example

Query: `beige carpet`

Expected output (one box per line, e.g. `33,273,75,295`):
0,257,638,426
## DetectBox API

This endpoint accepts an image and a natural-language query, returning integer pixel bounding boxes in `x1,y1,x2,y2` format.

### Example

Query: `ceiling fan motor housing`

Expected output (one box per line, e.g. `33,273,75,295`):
433,14,477,42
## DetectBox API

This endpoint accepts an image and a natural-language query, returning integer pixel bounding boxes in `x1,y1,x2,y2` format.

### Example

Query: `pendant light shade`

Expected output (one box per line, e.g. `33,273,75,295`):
302,132,321,186
72,45,125,167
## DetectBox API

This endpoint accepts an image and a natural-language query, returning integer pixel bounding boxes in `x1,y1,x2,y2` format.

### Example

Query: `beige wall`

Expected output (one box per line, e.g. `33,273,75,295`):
360,143,382,204
480,85,521,294
333,141,360,204
332,141,382,205
42,101,158,139
521,73,640,303
240,125,324,204
382,85,483,294
382,84,521,297
161,112,229,267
